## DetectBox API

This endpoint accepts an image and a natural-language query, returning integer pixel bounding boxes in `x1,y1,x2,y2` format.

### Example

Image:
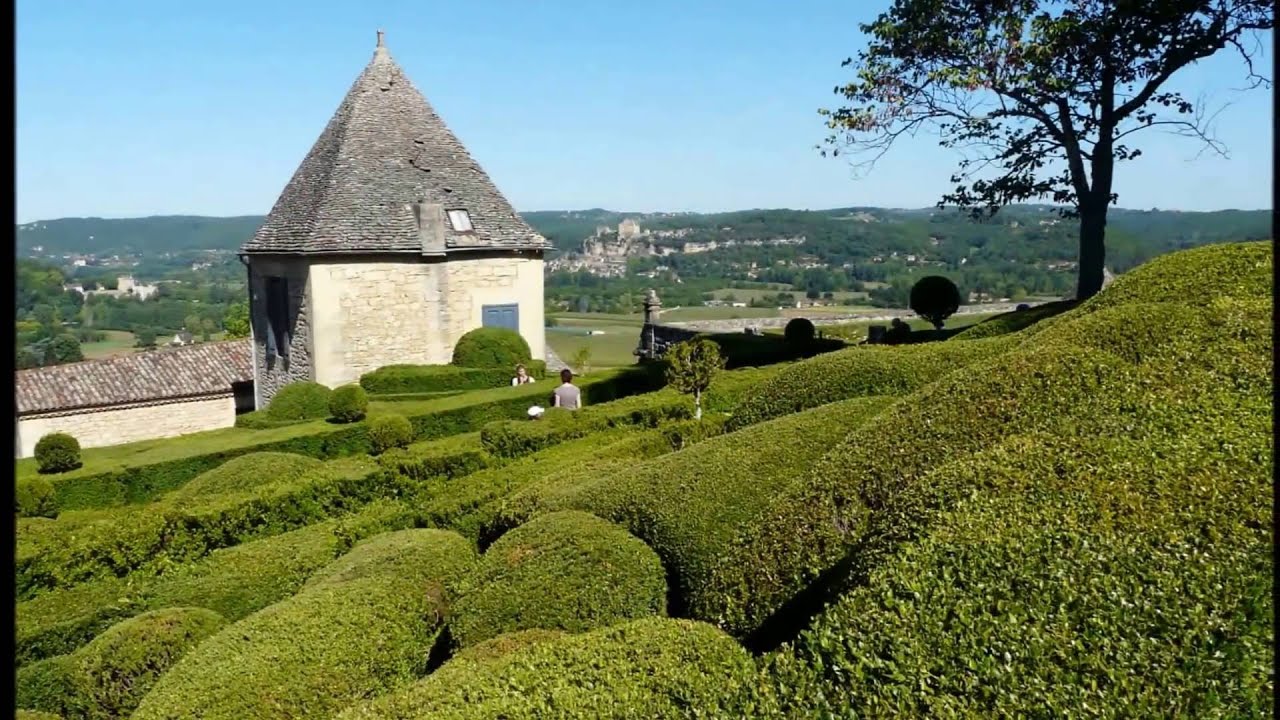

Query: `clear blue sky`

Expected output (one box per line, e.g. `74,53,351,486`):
16,0,1274,222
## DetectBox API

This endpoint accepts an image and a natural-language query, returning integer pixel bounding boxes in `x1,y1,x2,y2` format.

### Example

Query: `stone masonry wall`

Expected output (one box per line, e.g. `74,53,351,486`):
17,395,236,458
308,260,443,385
248,257,313,407
444,255,546,361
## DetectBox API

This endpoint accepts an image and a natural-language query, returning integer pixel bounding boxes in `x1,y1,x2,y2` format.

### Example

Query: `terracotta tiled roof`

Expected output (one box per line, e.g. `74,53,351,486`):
241,35,549,256
16,339,252,415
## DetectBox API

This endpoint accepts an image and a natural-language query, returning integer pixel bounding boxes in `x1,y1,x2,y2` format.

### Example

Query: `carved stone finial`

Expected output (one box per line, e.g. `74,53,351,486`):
376,29,385,48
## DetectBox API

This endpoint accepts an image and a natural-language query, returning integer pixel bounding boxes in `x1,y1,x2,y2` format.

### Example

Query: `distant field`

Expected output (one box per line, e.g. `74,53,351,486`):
783,311,1003,342
709,288,871,305
546,322,642,369
81,330,138,359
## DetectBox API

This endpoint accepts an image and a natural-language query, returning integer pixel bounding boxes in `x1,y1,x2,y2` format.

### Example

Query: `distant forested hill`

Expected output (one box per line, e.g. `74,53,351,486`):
17,206,1269,272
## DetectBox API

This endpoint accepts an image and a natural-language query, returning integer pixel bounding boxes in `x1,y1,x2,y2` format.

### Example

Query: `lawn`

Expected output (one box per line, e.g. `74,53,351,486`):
547,324,642,369
80,330,139,360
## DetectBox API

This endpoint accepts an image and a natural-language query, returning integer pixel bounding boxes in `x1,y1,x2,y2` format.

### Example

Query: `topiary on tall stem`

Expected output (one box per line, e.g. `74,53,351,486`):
910,276,962,330
665,338,725,421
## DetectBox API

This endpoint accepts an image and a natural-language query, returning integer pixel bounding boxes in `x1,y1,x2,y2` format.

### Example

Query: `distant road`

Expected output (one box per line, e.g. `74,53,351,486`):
661,301,1042,332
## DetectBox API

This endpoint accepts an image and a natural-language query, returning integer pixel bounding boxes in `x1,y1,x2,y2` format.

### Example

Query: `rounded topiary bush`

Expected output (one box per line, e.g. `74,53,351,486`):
329,384,369,423
167,452,324,503
71,607,228,720
451,327,532,368
16,477,58,518
910,275,962,329
448,510,667,649
35,433,81,474
337,618,757,719
784,317,816,345
367,414,414,455
266,381,333,422
131,529,477,720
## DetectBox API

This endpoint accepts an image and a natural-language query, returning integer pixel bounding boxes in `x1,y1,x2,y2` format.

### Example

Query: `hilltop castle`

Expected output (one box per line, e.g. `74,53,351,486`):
242,31,550,406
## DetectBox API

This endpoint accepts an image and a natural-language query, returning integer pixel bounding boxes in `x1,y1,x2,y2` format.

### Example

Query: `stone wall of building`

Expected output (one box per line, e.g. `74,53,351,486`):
308,259,445,385
299,252,546,391
443,253,546,361
248,257,314,407
16,395,236,458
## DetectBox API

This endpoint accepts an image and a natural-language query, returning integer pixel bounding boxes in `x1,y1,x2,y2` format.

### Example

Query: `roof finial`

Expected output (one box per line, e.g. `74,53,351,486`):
376,29,385,48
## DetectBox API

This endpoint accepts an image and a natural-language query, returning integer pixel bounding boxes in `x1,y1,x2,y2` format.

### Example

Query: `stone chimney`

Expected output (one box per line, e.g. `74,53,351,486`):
414,201,447,255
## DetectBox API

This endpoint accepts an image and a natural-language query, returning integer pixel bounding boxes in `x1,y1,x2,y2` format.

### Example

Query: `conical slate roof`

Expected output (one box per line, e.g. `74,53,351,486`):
243,34,548,255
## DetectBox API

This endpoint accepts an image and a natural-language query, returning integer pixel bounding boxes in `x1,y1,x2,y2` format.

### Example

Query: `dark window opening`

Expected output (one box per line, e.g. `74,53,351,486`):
264,276,290,359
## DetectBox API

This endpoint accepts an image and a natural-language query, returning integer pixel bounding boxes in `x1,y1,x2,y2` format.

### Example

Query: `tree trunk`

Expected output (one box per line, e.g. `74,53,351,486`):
1075,200,1109,300
694,389,702,420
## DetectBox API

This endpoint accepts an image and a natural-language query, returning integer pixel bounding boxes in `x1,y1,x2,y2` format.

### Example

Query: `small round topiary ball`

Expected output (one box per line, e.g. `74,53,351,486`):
910,275,962,330
34,432,82,474
784,317,816,345
329,384,369,424
267,381,333,421
452,327,532,368
367,414,414,455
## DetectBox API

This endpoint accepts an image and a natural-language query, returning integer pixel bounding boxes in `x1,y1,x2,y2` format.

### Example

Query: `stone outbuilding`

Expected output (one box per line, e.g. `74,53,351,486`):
241,32,550,407
15,340,254,458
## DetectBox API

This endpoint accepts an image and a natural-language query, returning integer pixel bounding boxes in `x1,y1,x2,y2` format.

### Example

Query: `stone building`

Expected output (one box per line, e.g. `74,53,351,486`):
241,32,551,406
15,340,253,458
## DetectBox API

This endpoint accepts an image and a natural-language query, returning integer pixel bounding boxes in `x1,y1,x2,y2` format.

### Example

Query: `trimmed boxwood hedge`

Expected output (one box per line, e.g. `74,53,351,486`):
376,432,491,483
449,510,667,649
361,361,548,394
15,500,415,667
727,335,1016,430
419,430,676,544
164,451,324,504
16,457,410,598
132,529,478,720
479,390,693,459
758,427,1272,717
237,381,334,428
15,364,667,518
701,344,1131,639
950,299,1079,340
701,289,1273,641
450,629,566,664
329,384,369,423
36,433,83,474
17,607,228,720
17,711,63,720
1079,240,1271,311
337,618,759,719
563,395,894,617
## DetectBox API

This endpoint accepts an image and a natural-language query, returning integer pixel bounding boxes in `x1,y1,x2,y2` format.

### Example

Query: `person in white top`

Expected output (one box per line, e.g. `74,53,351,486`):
511,364,535,386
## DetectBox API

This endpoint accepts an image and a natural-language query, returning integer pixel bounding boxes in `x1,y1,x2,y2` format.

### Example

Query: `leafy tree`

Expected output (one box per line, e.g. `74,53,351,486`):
135,327,158,348
664,338,725,420
47,334,84,365
223,302,250,339
185,314,203,334
571,346,594,376
819,0,1273,299
910,276,963,329
805,287,821,300
201,317,217,342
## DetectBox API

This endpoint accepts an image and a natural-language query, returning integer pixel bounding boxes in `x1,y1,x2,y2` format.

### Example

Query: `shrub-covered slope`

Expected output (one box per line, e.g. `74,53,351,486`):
132,529,477,720
701,254,1272,640
562,395,893,616
449,511,667,648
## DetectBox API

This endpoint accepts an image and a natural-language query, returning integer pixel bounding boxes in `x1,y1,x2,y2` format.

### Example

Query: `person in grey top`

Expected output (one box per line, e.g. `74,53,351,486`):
552,368,582,410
